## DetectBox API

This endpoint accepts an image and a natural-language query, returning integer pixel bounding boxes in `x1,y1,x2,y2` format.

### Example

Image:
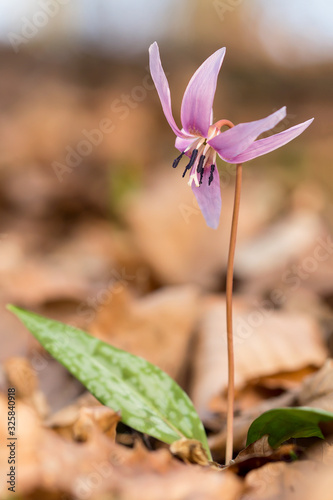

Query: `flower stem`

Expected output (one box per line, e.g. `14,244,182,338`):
225,163,242,465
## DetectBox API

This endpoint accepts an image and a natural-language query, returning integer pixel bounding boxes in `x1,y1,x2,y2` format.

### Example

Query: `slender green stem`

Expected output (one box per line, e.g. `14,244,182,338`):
225,163,242,465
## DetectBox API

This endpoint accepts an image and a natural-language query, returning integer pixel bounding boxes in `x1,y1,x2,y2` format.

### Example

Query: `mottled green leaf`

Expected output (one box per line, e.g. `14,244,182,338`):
247,407,333,448
8,305,211,458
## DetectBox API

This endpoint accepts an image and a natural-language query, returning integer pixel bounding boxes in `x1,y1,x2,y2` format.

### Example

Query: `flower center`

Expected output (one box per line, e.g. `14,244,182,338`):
172,119,235,188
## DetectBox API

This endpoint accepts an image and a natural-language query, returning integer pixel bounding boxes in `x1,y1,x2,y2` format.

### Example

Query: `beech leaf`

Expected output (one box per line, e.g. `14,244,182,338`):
247,406,333,448
7,305,211,459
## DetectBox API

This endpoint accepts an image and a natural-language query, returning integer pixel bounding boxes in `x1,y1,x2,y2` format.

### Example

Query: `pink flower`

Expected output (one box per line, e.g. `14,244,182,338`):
149,42,313,229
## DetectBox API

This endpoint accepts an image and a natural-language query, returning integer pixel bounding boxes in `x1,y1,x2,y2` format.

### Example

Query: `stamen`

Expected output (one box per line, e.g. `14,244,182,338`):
172,152,184,169
197,155,206,173
199,168,204,185
208,164,215,186
182,149,198,178
197,155,206,185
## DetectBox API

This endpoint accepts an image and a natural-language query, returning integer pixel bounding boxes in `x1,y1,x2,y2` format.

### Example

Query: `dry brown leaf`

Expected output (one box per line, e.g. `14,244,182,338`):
125,171,283,288
113,441,243,500
208,391,298,461
209,385,267,415
3,357,49,418
45,220,125,285
235,435,273,463
0,220,132,327
234,210,325,279
90,285,200,381
0,396,41,496
46,392,99,424
230,436,302,477
254,366,317,390
235,208,333,303
45,392,101,438
170,438,211,466
191,296,327,417
115,468,243,500
24,421,122,498
0,393,244,500
0,393,119,496
73,406,121,442
3,357,38,397
297,359,333,412
244,460,321,500
210,361,333,460
121,440,175,471
209,366,317,415
2,260,91,307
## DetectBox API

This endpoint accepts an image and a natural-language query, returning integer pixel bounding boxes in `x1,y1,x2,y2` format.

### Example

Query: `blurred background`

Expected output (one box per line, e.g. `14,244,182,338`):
1,0,333,413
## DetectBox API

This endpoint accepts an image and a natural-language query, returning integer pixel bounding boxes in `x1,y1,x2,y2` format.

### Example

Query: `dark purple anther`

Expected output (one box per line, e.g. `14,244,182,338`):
182,149,198,177
208,164,215,185
197,155,205,173
172,151,184,168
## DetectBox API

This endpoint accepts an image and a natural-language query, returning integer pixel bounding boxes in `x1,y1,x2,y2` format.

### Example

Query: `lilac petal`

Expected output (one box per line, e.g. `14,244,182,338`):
192,166,221,229
175,134,196,156
149,42,192,139
208,107,287,161
226,118,314,164
181,48,226,138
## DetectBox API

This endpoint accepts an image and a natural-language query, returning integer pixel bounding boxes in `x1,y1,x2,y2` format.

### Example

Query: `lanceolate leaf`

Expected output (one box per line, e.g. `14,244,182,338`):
247,407,333,448
8,305,211,458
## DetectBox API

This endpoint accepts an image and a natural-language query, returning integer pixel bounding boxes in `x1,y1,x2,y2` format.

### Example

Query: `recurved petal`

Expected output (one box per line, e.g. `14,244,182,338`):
208,107,287,161
149,42,192,139
192,166,221,229
175,134,197,156
225,118,314,164
181,48,226,138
